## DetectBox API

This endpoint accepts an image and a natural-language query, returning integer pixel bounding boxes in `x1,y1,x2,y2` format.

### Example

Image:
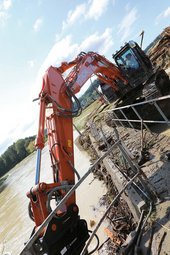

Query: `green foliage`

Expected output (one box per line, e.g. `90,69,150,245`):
0,157,6,176
15,139,27,160
26,141,35,154
0,135,36,177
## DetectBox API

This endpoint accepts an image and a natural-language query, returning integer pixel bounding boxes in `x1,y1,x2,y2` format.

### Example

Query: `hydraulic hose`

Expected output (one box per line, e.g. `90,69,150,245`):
87,230,100,255
46,185,73,214
47,86,82,117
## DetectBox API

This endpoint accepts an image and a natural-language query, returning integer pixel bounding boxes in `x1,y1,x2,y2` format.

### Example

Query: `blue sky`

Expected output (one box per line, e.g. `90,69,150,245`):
0,0,170,154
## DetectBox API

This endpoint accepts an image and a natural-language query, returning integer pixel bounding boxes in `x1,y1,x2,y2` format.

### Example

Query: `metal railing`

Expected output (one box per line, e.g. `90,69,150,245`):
20,132,149,255
106,95,170,131
19,95,170,254
20,139,123,254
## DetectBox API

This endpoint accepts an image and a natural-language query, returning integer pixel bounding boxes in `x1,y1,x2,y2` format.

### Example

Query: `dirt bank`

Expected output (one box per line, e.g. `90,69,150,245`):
77,97,170,254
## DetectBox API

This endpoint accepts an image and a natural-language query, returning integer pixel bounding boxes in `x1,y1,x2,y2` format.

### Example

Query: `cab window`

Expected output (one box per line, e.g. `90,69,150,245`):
116,49,140,71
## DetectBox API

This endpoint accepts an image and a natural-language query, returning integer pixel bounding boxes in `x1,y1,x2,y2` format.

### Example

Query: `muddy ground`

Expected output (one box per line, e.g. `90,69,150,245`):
77,103,170,254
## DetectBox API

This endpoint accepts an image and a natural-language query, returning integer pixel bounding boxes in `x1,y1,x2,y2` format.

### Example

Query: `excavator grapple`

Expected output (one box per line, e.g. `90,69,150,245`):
29,204,89,255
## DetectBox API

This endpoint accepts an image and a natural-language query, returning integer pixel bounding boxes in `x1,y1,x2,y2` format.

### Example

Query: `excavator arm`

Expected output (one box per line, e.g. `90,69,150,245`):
25,51,128,255
27,66,89,255
64,51,128,94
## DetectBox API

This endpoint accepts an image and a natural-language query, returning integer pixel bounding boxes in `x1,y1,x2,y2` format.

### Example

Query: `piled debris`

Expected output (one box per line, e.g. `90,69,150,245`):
78,105,170,254
98,196,136,254
79,126,137,253
147,26,170,71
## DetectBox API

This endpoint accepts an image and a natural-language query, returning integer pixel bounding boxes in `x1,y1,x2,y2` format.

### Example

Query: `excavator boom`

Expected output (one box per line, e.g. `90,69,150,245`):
24,51,129,255
64,51,128,93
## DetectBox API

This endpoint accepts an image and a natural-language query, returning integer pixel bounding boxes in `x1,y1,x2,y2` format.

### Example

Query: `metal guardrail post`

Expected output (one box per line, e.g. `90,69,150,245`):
105,95,170,130
114,127,158,201
73,123,83,136
112,110,124,127
131,106,151,131
153,102,170,128
119,109,136,130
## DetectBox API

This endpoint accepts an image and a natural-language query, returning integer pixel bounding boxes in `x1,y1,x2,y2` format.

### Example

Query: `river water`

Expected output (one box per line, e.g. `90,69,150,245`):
0,132,107,254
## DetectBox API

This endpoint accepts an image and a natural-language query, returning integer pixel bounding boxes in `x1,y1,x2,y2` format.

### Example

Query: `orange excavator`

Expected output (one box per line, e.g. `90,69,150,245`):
23,52,129,255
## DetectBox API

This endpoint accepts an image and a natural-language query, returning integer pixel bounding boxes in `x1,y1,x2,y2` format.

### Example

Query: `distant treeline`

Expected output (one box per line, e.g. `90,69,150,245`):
0,136,36,177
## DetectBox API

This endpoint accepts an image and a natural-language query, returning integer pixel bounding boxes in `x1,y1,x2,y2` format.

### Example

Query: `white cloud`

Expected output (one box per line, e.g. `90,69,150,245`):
33,18,43,32
118,7,138,42
62,3,86,30
43,28,113,71
86,0,109,20
38,35,78,73
63,0,110,30
80,28,113,54
1,27,114,154
33,28,113,97
0,0,12,26
156,6,170,24
164,6,170,17
0,95,38,155
2,0,12,10
33,35,78,96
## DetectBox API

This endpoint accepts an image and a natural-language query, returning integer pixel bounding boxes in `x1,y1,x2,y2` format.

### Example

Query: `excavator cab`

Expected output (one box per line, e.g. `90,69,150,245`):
113,41,153,88
113,41,170,101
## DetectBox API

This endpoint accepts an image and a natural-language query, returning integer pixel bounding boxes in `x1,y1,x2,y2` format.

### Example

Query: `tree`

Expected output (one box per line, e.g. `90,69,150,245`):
0,157,6,177
15,139,28,160
0,135,36,177
26,141,35,154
